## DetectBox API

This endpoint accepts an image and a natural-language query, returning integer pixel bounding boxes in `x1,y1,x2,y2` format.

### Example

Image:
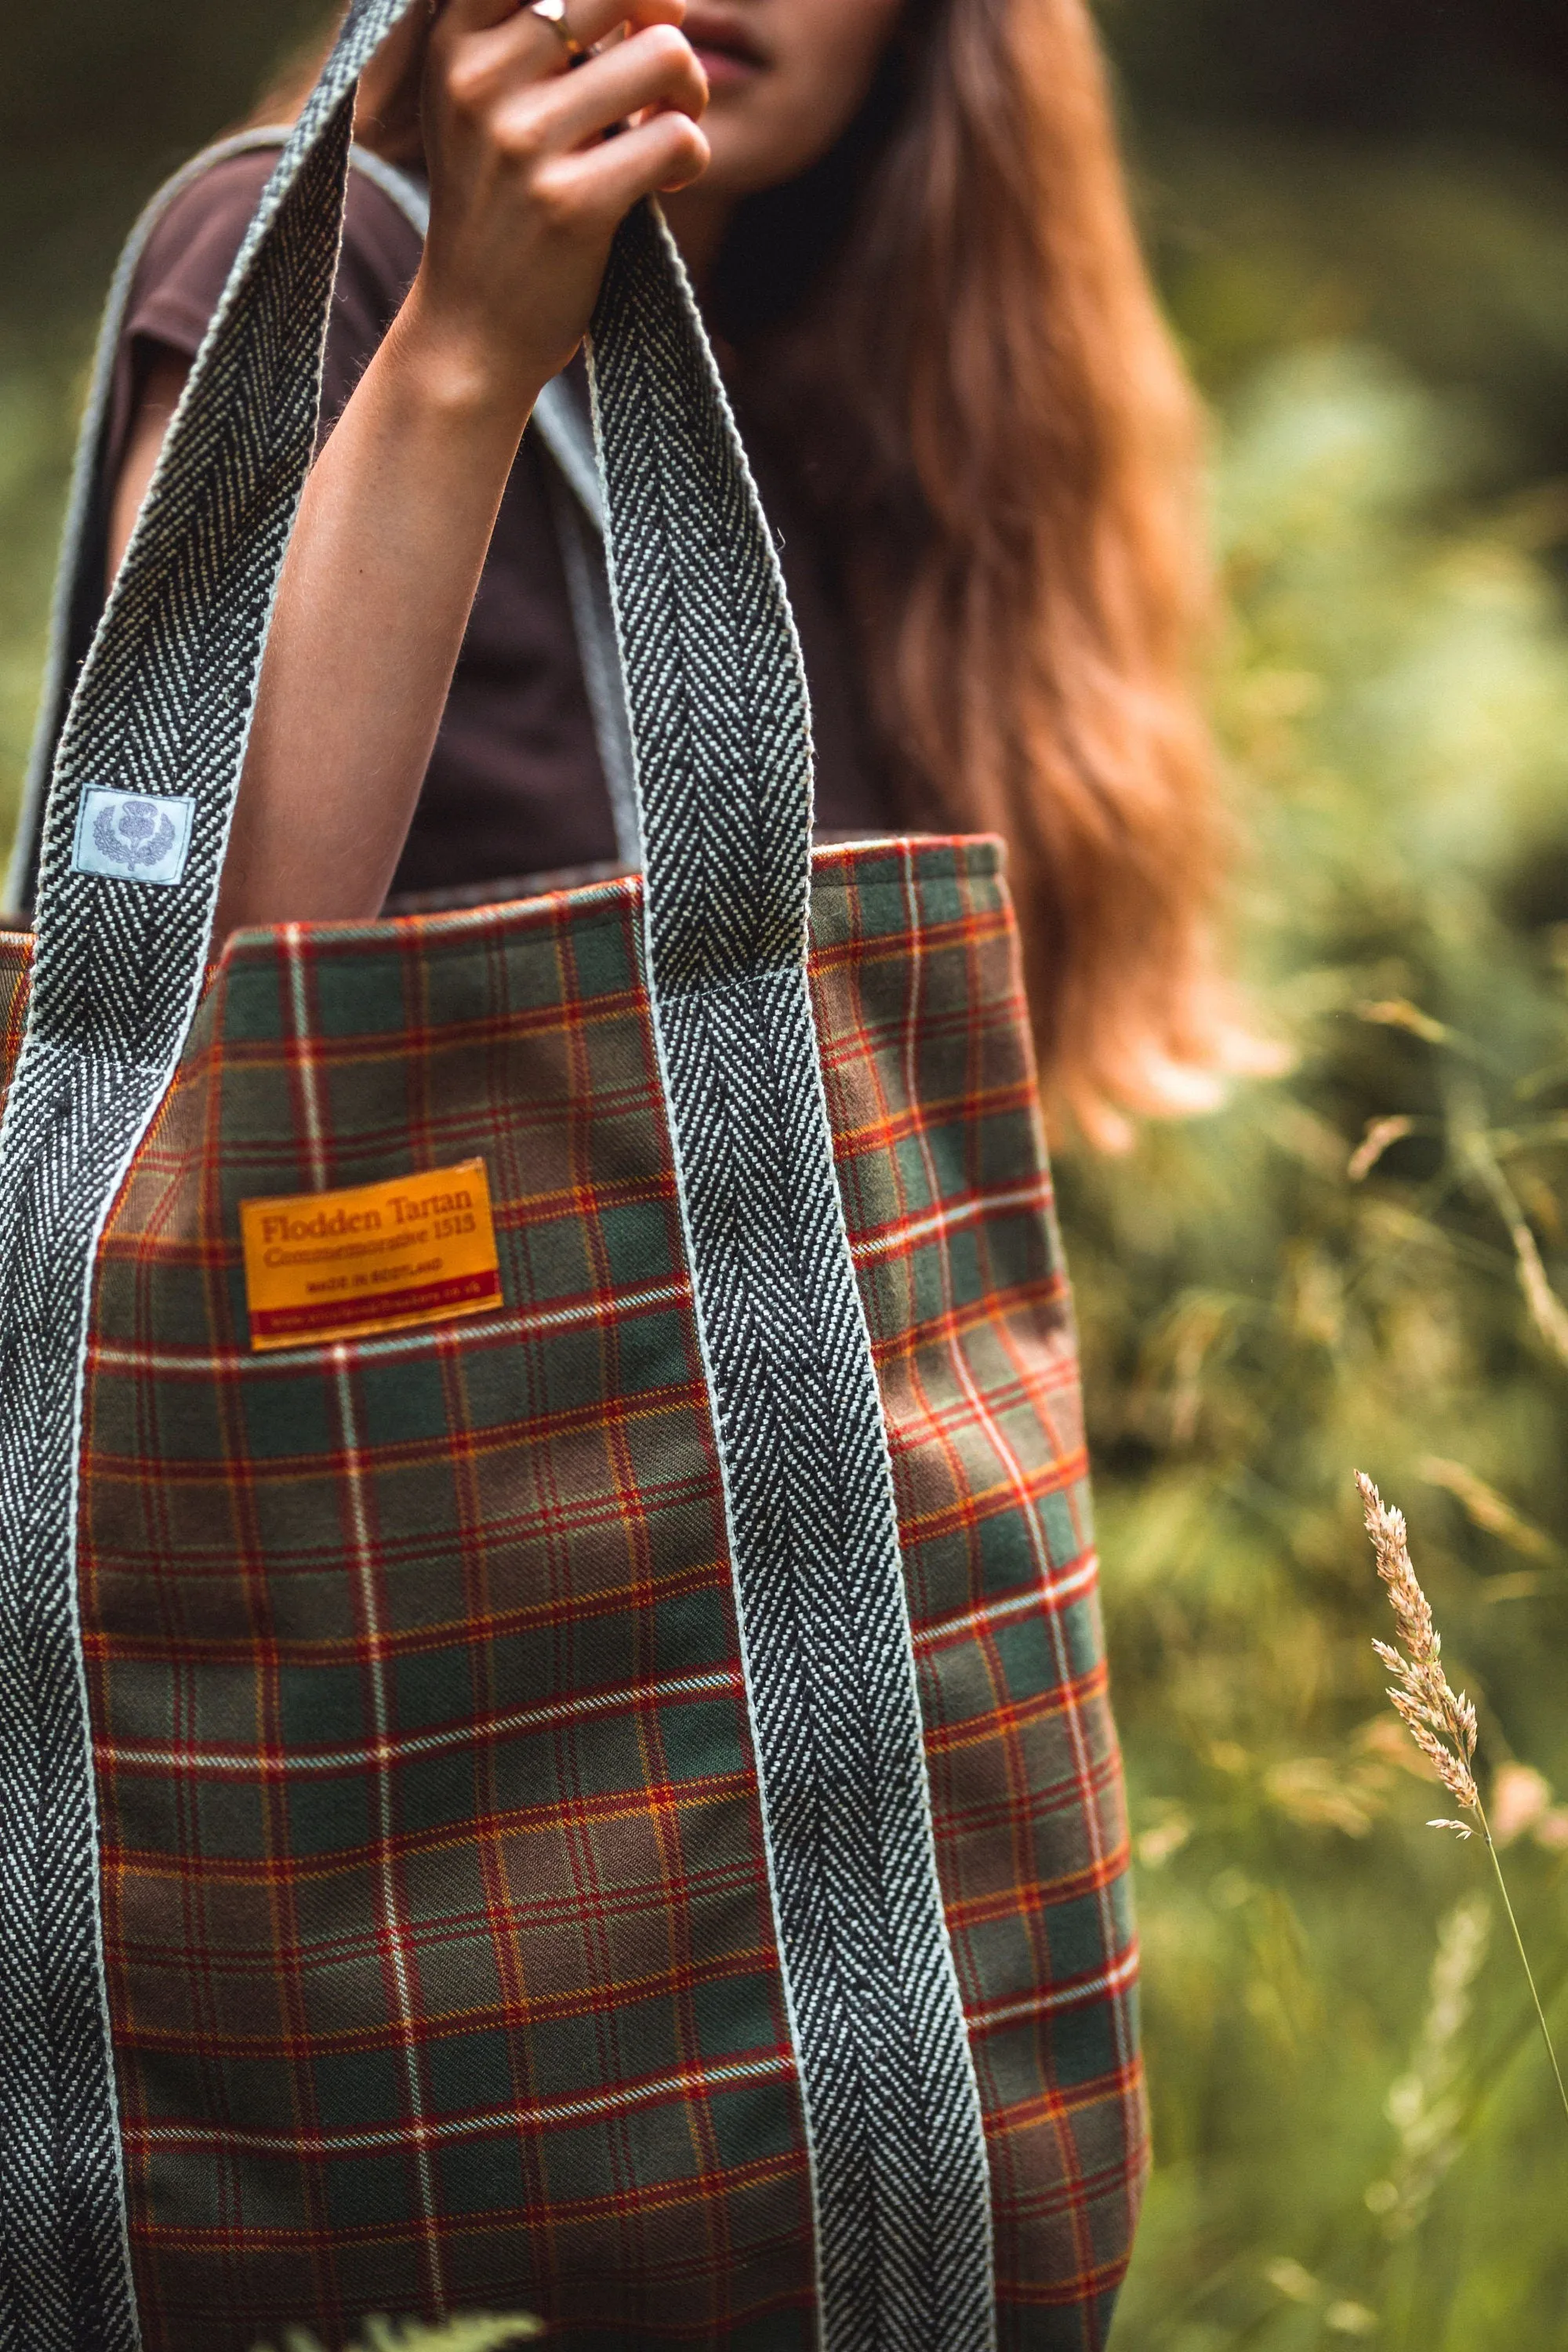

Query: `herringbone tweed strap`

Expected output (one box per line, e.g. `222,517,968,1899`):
588,212,993,2351
0,5,993,2345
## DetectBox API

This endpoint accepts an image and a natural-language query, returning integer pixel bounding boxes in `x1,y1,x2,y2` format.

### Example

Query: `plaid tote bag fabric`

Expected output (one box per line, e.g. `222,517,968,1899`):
0,7,1147,2349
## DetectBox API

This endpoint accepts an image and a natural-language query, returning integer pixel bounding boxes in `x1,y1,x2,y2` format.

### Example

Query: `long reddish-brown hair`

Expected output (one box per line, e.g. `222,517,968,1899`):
262,0,1253,1146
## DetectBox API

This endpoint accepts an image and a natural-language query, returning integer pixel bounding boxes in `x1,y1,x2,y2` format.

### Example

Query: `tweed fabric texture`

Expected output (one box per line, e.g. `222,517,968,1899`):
589,209,993,2349
0,844,1144,2352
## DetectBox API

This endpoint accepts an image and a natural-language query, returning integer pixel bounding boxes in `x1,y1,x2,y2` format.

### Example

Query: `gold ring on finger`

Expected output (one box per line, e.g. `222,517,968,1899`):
528,0,586,61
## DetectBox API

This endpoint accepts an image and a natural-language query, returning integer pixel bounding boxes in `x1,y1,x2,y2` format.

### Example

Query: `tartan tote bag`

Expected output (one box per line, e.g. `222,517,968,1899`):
0,7,1146,2348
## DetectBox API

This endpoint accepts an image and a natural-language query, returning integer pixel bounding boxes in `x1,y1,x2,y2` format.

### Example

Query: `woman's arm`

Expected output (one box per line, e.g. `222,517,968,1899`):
109,0,708,940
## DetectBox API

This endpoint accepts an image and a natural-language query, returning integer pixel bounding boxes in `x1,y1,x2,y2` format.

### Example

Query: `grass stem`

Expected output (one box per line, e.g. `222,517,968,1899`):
1478,1799,1568,2127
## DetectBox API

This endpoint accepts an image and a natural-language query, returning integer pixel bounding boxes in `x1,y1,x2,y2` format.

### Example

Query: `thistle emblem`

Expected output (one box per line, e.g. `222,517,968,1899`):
92,797,178,874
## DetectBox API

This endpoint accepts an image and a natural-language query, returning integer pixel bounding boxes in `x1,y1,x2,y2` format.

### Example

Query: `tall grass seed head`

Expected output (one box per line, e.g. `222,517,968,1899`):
1356,1472,1480,1828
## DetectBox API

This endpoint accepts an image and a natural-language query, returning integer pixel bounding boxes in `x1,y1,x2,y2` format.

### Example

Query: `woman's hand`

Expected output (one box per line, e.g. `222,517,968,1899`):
401,0,710,414
200,0,707,939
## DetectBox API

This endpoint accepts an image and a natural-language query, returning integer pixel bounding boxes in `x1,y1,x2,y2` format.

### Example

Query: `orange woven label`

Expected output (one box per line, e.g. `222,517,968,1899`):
240,1160,501,1352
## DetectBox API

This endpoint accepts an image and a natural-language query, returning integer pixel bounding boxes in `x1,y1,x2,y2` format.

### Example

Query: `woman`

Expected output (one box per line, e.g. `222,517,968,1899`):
9,13,1182,2343
100,0,1237,1148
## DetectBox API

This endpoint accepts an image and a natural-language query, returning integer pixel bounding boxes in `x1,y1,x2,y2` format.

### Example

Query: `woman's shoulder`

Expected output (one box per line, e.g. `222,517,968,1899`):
125,140,423,367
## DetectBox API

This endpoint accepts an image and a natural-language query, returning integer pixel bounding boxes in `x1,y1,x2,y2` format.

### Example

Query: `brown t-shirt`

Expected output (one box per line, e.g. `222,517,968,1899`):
107,150,891,898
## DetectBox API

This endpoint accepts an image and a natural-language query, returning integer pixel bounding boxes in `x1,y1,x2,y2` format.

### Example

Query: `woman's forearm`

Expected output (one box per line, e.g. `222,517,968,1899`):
214,305,541,937
107,0,708,944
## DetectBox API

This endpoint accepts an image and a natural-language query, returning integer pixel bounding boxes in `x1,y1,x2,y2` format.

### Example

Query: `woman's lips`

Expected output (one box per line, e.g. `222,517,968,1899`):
683,13,767,88
690,40,764,87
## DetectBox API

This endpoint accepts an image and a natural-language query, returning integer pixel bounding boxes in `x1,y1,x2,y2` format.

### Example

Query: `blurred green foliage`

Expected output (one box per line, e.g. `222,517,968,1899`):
1068,338,1568,2341
254,2321,539,2352
5,5,1568,2348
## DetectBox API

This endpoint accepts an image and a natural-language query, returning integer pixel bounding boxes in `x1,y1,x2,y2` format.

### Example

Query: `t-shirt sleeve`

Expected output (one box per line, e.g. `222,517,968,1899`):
107,147,424,477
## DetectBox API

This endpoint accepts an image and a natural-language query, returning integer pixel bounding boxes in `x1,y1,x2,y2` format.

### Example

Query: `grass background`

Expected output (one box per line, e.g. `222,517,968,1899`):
6,3,1568,2343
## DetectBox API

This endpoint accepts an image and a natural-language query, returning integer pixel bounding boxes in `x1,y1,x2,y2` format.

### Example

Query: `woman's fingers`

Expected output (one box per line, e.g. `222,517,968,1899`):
437,3,701,142
439,0,686,75
542,107,710,222
534,0,690,49
496,23,707,154
412,0,710,392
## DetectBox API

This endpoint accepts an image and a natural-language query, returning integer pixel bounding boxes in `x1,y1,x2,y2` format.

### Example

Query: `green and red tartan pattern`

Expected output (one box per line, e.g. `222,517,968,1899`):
0,837,1145,2351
